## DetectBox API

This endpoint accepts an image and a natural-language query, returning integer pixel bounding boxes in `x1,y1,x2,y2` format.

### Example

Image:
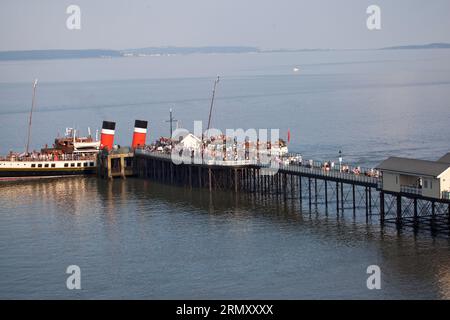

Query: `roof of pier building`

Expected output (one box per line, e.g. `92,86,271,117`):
376,156,450,178
437,152,450,164
180,133,201,149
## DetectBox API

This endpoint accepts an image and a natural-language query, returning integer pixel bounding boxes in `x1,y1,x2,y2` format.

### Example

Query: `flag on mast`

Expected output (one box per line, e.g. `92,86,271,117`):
287,129,291,144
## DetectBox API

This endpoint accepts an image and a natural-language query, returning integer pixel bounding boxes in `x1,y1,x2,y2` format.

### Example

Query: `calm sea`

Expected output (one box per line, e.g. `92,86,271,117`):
1,49,450,299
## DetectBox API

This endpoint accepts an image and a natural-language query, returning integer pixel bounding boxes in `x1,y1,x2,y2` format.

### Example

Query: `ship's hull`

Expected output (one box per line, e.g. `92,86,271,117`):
0,159,97,180
0,168,96,177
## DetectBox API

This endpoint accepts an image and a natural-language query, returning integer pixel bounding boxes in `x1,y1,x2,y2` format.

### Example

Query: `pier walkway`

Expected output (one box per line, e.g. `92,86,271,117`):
135,149,379,186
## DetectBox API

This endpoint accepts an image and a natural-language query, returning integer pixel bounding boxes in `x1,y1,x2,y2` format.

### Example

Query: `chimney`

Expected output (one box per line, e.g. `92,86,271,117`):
131,120,148,149
100,121,116,151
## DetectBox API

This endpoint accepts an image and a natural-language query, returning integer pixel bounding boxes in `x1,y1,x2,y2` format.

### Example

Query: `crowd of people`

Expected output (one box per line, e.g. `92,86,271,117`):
2,150,96,162
143,136,288,162
141,136,379,178
275,154,379,177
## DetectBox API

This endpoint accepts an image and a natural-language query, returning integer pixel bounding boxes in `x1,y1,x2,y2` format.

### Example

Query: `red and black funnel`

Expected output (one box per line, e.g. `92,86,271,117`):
131,120,148,149
100,121,116,151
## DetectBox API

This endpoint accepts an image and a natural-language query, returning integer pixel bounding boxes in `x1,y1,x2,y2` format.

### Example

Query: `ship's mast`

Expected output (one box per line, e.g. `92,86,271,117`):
165,108,177,138
206,76,220,131
25,79,38,154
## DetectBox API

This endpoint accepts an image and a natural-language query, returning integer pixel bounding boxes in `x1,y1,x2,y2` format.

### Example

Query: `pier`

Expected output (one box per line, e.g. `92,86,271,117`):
130,149,450,235
93,118,450,235
97,149,134,179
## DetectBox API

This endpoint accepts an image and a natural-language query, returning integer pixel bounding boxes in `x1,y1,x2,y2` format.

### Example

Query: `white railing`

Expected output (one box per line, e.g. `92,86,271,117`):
276,162,379,185
0,154,96,162
135,150,258,166
203,159,258,166
400,185,422,195
135,149,380,186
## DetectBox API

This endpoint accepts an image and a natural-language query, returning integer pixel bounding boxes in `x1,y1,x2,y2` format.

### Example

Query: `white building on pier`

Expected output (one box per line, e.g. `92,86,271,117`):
377,154,450,199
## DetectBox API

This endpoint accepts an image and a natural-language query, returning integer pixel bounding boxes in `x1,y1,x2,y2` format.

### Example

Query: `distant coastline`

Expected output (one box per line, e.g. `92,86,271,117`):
1,43,449,61
380,43,450,50
0,46,259,61
0,49,122,61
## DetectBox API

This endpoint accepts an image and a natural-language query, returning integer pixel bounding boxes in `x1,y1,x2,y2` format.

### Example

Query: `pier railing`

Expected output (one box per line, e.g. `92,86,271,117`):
0,154,97,162
135,149,258,166
267,162,379,185
400,185,423,196
135,149,171,160
135,149,380,186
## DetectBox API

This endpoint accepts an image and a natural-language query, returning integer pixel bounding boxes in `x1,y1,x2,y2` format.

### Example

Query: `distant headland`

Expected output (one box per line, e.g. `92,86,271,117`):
380,43,450,50
0,46,259,61
0,43,449,61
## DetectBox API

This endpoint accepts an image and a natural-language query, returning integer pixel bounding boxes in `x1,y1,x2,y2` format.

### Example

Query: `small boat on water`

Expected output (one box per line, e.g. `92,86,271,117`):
0,79,100,181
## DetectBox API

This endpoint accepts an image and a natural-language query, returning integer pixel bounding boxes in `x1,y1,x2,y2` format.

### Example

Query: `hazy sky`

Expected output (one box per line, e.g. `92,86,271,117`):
1,0,450,51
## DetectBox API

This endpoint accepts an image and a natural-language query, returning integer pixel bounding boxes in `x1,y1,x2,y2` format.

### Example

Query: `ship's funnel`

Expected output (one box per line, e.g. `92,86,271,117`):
132,120,148,149
100,121,116,151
